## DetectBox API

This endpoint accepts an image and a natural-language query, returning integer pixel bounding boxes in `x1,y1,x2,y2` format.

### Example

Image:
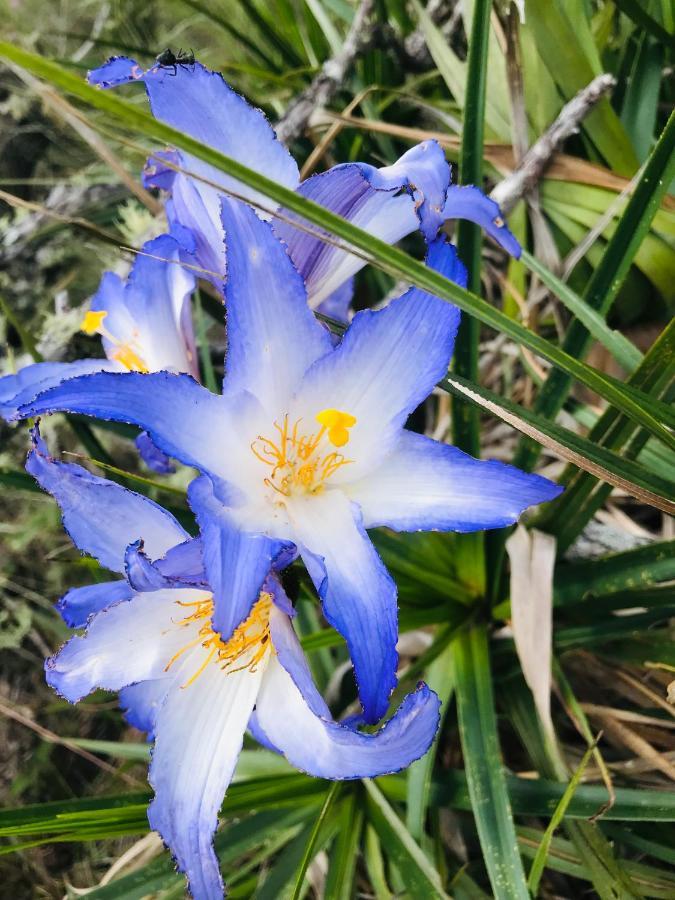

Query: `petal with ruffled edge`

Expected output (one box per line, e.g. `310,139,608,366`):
17,372,242,494
45,588,204,702
291,239,463,482
442,185,521,258
57,580,133,628
275,141,450,308
188,475,294,642
148,649,263,900
287,490,397,724
348,430,563,532
26,429,189,573
0,358,118,420
89,57,299,281
257,651,440,778
221,200,332,413
91,234,197,377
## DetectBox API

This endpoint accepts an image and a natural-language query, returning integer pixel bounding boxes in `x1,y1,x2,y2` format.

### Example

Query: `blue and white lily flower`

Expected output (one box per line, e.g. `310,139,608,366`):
1,233,196,471
29,430,441,900
88,55,521,318
18,200,562,725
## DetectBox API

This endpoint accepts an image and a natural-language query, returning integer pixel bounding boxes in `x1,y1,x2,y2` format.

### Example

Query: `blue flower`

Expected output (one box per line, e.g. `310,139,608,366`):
1,234,197,470
88,56,521,317
18,201,562,724
30,429,441,900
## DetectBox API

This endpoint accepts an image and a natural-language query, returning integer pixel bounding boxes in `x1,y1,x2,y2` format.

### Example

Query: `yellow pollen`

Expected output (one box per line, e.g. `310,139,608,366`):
250,412,355,498
166,592,273,689
315,408,357,448
80,310,108,336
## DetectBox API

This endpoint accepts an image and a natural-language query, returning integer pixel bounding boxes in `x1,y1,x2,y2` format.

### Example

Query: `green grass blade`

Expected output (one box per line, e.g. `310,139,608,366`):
289,782,340,900
452,624,529,899
0,41,672,453
613,0,675,43
364,779,449,899
323,790,363,900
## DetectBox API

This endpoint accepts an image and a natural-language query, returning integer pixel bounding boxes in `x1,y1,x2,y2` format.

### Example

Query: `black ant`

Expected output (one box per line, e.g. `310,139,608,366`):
155,48,195,76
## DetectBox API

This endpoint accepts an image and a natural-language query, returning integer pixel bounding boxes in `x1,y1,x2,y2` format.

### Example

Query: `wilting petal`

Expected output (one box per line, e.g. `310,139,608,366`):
17,372,237,488
148,650,263,900
221,201,331,413
89,57,299,281
57,580,132,628
188,475,293,641
26,429,189,573
291,239,462,480
0,358,117,420
288,490,397,724
257,655,440,778
348,430,563,531
45,589,195,702
442,185,521,258
275,140,450,307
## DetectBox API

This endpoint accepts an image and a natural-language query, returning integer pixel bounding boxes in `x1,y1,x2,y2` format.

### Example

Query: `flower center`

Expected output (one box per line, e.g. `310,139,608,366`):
165,592,273,688
250,409,356,498
80,310,149,373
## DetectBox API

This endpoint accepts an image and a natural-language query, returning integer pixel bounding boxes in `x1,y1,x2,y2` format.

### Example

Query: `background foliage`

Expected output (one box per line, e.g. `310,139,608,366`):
0,0,673,896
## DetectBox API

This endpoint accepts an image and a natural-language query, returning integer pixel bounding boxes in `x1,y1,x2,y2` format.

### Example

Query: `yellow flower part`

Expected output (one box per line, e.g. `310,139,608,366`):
315,408,357,448
80,310,108,336
111,345,149,373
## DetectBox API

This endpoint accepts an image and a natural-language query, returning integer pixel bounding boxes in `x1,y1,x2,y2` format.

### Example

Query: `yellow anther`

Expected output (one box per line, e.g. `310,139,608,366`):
315,408,357,448
112,345,149,373
80,310,107,336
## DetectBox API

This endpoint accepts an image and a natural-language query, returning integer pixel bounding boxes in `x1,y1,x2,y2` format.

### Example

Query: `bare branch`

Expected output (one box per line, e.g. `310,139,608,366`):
491,74,616,215
275,0,377,145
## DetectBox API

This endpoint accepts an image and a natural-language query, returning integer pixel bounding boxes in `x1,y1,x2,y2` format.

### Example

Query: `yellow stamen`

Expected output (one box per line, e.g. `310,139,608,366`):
166,592,273,689
111,345,149,373
315,408,357,448
80,309,108,336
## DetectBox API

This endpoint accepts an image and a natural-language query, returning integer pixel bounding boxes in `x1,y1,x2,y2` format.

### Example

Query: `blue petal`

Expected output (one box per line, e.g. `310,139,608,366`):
292,238,462,478
120,678,169,740
288,490,397,724
315,277,354,325
147,652,262,900
57,580,132,628
124,540,180,592
348,430,563,531
221,200,332,411
257,656,441,779
91,234,197,377
269,604,330,718
0,358,116,420
88,56,144,87
136,431,176,474
46,591,185,702
442,185,521,258
26,428,189,573
275,140,450,307
17,371,233,485
90,56,299,282
188,475,294,641
247,709,281,753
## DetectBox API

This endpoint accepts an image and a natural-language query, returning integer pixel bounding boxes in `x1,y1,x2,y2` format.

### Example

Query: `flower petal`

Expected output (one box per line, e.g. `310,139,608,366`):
120,678,169,739
17,371,235,486
57,580,132,628
348,430,563,531
442,185,521,258
292,239,462,481
45,588,198,702
257,655,440,778
91,234,197,377
287,490,397,724
221,200,332,413
26,429,189,573
0,358,118,420
275,140,450,307
188,475,293,642
269,604,330,718
89,57,299,281
135,431,176,474
148,651,263,899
